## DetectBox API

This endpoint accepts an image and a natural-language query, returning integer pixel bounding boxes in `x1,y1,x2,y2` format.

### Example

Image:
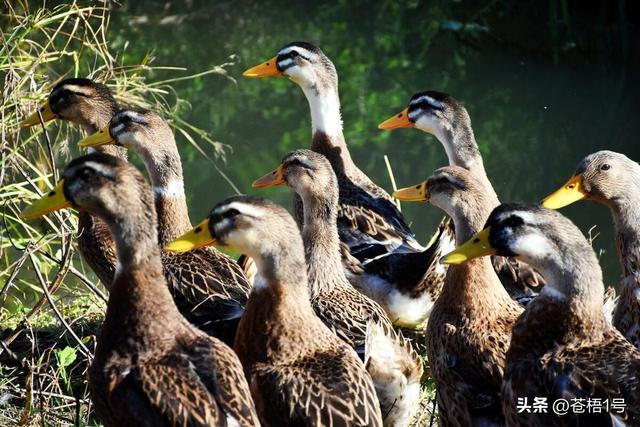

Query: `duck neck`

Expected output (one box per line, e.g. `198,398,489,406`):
108,208,161,276
608,194,640,288
436,121,486,174
235,244,320,366
534,239,606,330
80,101,115,134
248,243,315,332
300,82,355,173
137,143,192,245
445,191,505,301
301,194,345,297
102,209,181,346
448,174,500,246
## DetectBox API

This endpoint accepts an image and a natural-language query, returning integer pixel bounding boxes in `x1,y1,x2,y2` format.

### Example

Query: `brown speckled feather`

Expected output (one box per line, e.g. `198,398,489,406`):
55,154,259,427
251,344,382,427
502,296,640,427
311,283,390,354
161,248,249,344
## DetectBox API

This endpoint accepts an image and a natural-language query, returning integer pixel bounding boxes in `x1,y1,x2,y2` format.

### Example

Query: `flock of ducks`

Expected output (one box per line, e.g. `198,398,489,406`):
18,41,640,426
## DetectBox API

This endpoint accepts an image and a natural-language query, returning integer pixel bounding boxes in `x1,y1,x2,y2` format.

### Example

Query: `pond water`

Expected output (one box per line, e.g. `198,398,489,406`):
105,0,639,287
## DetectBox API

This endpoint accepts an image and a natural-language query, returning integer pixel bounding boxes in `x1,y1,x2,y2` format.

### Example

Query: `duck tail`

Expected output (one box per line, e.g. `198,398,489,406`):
365,321,423,427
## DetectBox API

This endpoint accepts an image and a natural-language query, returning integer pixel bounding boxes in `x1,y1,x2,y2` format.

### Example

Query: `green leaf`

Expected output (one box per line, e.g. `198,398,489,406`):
55,346,77,368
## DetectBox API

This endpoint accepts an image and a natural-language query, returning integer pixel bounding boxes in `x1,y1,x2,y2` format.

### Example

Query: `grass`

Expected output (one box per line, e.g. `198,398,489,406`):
0,1,240,424
0,1,438,425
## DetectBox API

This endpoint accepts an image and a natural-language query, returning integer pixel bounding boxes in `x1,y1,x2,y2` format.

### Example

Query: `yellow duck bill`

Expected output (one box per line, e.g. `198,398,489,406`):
165,218,218,252
78,125,114,147
378,108,414,130
393,181,428,202
440,227,496,265
20,180,72,220
243,56,282,78
21,101,57,127
542,174,587,209
252,165,285,188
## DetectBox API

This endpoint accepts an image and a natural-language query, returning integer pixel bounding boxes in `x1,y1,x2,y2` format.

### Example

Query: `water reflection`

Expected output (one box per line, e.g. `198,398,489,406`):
109,0,639,286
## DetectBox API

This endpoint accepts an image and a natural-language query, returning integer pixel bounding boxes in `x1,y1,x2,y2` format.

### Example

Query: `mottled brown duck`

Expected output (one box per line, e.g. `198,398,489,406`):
78,108,250,343
244,43,455,327
396,166,522,426
253,149,423,427
380,90,545,304
21,153,259,427
544,150,640,349
22,78,125,287
166,195,383,427
443,203,640,426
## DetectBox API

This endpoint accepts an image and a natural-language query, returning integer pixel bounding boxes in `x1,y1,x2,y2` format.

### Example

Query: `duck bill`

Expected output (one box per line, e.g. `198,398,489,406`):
78,124,114,147
20,180,72,220
440,227,496,265
21,101,57,127
542,174,587,209
243,56,282,78
393,182,428,202
165,218,218,252
252,165,285,188
378,108,414,130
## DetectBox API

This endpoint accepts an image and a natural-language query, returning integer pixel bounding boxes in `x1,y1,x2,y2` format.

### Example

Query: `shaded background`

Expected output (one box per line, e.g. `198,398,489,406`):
106,0,639,285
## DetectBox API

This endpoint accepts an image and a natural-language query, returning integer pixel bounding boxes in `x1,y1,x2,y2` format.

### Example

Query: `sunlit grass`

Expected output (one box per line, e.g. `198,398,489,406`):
0,1,240,424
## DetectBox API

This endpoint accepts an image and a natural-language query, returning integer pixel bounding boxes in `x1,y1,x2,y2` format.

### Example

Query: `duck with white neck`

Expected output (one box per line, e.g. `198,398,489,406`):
244,42,456,328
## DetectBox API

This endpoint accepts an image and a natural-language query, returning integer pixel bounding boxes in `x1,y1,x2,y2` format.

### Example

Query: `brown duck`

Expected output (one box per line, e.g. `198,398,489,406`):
21,153,259,427
444,203,640,426
167,195,383,427
396,166,522,426
254,149,423,427
22,78,125,287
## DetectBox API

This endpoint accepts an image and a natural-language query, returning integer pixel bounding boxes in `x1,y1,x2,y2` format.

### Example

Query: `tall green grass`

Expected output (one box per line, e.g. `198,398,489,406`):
0,1,236,424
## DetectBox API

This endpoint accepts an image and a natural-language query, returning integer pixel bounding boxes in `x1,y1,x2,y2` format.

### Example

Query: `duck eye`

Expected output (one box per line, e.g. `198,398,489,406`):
77,167,94,179
224,208,240,219
600,164,611,171
290,50,299,57
503,215,524,229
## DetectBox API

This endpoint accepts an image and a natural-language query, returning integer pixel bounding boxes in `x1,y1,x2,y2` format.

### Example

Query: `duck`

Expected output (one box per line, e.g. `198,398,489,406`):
244,42,456,327
22,78,125,287
379,90,545,304
77,108,250,344
395,166,522,425
166,195,384,427
253,149,423,427
20,153,260,427
442,203,640,426
543,150,640,348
